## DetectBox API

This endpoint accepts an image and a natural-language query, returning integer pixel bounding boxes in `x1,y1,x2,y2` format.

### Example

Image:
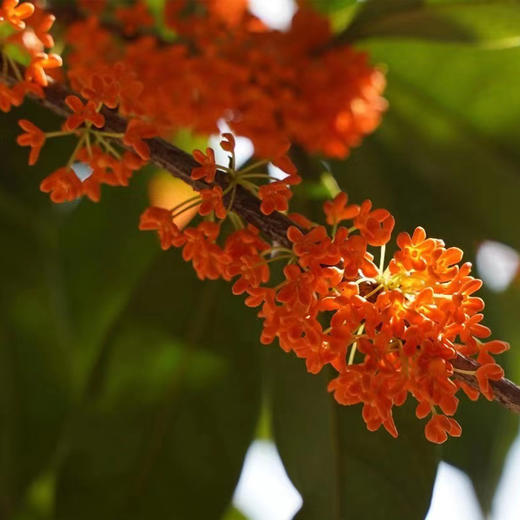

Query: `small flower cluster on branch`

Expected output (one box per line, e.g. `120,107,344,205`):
16,95,147,202
140,136,509,444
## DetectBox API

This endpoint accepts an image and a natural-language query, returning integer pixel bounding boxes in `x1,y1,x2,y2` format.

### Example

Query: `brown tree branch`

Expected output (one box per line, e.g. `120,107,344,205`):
451,355,520,414
1,56,295,246
2,56,520,415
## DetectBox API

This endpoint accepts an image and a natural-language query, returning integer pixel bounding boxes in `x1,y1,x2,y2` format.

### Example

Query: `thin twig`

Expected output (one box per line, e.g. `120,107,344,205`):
451,355,520,414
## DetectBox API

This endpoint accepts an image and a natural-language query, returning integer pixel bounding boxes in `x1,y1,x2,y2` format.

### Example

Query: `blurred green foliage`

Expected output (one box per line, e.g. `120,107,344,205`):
1,0,520,519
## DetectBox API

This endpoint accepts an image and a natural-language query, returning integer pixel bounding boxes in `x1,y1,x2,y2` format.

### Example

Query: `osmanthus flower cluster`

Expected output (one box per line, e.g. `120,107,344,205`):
139,136,509,444
65,0,386,158
16,94,148,202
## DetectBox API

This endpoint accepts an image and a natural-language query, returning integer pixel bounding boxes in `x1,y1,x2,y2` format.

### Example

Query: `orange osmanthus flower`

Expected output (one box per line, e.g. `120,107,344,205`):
24,53,62,87
64,95,105,130
28,9,57,49
354,199,395,247
324,192,360,226
424,414,462,444
0,0,35,30
272,154,298,176
40,167,82,203
191,148,217,183
123,119,157,161
139,207,185,250
259,182,293,215
199,186,226,219
0,84,22,113
476,363,504,401
220,133,236,153
17,119,45,165
182,221,227,280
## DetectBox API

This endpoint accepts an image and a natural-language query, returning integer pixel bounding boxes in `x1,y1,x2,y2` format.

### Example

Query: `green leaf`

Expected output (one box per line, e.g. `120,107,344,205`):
341,0,520,47
0,105,72,518
54,254,262,520
0,100,215,519
0,102,157,515
56,173,158,394
270,349,438,520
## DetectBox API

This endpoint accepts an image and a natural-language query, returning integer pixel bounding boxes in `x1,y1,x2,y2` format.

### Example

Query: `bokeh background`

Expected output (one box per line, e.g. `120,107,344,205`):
2,0,520,518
